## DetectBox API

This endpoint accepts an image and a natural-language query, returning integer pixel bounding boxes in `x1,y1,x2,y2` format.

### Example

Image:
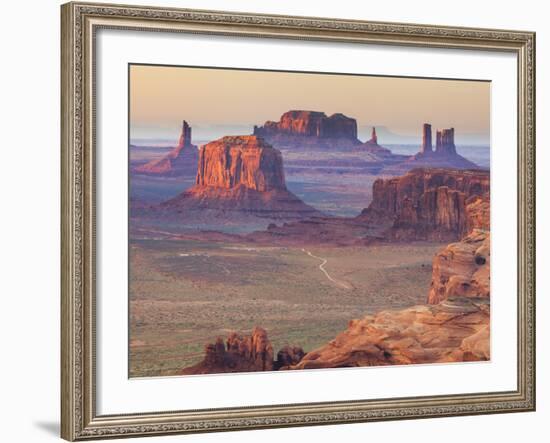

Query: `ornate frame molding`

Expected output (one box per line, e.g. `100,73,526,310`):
61,2,535,440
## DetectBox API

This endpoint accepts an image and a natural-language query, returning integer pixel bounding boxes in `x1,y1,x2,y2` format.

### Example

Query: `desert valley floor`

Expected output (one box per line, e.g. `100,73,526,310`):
129,239,444,377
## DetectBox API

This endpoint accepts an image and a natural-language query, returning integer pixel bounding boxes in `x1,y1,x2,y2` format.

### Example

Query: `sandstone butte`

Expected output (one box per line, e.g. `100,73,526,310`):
382,123,481,174
249,168,490,245
181,171,491,374
134,120,199,176
361,167,490,241
158,135,320,221
254,110,360,141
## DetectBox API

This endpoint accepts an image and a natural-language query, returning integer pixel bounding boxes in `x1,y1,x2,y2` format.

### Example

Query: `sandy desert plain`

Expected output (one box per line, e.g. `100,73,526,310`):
129,237,443,376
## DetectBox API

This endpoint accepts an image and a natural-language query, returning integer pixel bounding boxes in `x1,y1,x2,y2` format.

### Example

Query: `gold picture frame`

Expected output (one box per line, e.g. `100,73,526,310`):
61,2,536,440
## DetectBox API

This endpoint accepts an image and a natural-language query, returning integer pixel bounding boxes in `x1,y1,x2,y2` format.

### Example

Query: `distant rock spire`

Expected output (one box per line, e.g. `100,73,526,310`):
134,120,198,176
435,127,456,155
422,123,432,153
177,120,192,150
370,127,378,144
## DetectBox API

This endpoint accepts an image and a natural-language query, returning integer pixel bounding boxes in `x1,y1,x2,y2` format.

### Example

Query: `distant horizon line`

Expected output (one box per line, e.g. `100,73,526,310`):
129,137,491,148
130,123,490,146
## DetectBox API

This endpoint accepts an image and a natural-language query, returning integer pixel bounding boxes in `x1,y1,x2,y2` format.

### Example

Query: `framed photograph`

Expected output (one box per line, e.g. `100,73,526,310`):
61,2,536,440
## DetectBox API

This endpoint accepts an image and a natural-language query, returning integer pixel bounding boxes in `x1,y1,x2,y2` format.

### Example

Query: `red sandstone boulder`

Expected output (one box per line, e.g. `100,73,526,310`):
275,345,306,369
427,230,490,305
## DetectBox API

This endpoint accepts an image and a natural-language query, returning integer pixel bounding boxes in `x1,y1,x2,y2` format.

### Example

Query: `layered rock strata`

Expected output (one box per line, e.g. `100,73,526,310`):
254,110,359,141
195,135,286,191
253,110,363,151
291,297,489,369
427,229,490,305
361,168,490,241
158,135,320,222
427,193,490,304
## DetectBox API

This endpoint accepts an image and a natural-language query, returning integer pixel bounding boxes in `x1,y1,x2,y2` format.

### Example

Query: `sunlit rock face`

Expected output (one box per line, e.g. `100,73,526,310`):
195,135,286,192
360,168,490,241
254,110,359,140
155,135,320,224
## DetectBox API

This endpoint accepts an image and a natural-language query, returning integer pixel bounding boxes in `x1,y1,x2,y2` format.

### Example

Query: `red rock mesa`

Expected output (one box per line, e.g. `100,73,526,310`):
254,110,359,140
361,168,490,241
159,135,320,222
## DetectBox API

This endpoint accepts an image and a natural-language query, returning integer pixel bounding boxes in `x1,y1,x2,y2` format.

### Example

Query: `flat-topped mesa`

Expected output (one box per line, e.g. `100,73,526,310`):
195,135,286,192
158,135,321,224
134,120,198,176
361,168,490,241
254,110,359,141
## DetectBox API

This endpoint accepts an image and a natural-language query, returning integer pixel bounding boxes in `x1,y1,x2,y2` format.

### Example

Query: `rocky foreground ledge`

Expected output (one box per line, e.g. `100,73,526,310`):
181,293,489,374
292,296,489,369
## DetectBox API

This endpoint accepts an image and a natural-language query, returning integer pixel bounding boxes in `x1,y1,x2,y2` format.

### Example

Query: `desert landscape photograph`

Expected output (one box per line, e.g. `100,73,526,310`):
129,64,491,378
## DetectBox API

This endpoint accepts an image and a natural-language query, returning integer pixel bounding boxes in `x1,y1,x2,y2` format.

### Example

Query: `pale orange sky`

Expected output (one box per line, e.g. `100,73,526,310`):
130,64,490,143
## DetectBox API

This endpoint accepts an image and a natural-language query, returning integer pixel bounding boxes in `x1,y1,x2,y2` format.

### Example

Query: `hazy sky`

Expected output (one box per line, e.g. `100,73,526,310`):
130,64,490,144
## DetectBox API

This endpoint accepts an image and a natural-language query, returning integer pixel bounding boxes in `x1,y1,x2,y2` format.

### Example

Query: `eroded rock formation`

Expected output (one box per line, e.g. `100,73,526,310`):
195,135,286,192
466,194,491,233
421,123,433,154
180,327,304,375
362,127,394,157
134,120,199,176
252,110,364,152
361,168,490,241
157,135,320,223
383,123,481,174
436,128,457,156
427,193,490,304
427,230,490,305
254,110,359,140
291,297,489,369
